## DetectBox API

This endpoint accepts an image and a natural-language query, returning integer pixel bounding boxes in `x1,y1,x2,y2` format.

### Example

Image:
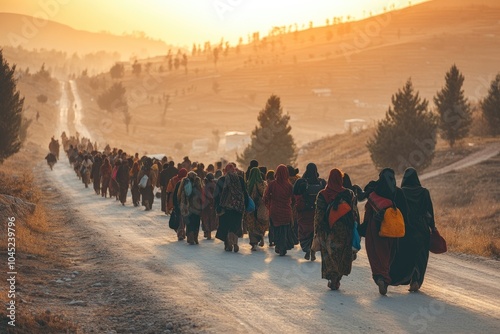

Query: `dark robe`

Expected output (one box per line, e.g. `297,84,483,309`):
116,163,130,204
91,156,102,194
315,191,356,284
201,180,218,235
293,174,326,253
214,175,247,243
263,166,298,254
390,168,434,287
364,169,410,285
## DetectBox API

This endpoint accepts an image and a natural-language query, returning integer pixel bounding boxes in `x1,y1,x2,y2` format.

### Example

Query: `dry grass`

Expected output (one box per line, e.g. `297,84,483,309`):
426,155,500,258
1,154,77,332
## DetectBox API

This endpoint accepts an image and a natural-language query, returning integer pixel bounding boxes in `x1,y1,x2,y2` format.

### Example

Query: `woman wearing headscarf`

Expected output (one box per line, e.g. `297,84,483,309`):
110,160,121,200
100,157,112,198
363,168,409,295
129,161,141,207
169,168,188,240
245,167,269,251
214,163,248,252
91,153,102,195
392,167,435,292
245,159,259,181
314,169,358,290
116,159,130,206
263,165,297,256
265,170,276,246
294,163,326,261
201,173,218,240
178,171,203,245
137,158,158,211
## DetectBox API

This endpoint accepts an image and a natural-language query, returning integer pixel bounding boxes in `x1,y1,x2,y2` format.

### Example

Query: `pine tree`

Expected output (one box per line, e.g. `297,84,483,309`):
367,78,438,173
237,95,296,169
0,49,25,164
434,64,472,147
481,73,500,136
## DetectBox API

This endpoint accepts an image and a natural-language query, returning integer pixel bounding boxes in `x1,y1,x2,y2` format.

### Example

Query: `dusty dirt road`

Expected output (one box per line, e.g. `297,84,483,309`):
41,160,500,333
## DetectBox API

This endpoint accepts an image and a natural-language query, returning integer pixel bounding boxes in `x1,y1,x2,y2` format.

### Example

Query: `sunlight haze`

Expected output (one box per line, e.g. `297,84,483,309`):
0,0,428,45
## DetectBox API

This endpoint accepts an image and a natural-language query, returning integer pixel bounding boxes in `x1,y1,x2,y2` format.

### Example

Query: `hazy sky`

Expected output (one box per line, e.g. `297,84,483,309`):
1,0,428,46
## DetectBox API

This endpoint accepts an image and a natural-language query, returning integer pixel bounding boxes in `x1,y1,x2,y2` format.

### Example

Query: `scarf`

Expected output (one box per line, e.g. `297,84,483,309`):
320,168,345,203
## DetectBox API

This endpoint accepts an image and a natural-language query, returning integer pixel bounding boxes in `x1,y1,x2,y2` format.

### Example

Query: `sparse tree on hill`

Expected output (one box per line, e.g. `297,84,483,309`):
481,73,500,136
110,63,125,79
37,94,48,103
34,63,51,81
434,64,472,147
97,82,126,113
0,49,25,164
132,60,141,76
237,94,297,169
367,78,438,173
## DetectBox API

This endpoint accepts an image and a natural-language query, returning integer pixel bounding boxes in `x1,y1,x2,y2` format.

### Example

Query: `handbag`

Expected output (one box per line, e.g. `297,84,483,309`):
246,197,255,212
379,206,405,238
352,221,361,251
138,174,148,189
168,210,180,230
429,228,447,254
311,233,322,252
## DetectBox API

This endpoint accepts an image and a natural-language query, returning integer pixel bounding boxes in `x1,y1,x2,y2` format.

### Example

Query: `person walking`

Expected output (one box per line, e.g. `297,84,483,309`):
263,165,297,256
314,169,358,290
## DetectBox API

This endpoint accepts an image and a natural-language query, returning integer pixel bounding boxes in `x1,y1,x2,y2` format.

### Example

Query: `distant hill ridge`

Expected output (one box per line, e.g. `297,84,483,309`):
0,12,170,59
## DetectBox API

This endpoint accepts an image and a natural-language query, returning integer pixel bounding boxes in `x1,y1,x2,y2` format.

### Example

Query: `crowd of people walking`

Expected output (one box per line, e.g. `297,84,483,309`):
52,133,439,295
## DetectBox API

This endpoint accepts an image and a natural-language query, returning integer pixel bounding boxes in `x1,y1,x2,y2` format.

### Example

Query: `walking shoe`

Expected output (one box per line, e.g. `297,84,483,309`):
310,251,316,261
304,251,311,260
409,281,420,292
376,278,388,296
259,239,265,247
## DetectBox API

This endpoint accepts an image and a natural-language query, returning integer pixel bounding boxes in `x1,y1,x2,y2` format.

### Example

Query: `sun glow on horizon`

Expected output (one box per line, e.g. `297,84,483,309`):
0,0,429,46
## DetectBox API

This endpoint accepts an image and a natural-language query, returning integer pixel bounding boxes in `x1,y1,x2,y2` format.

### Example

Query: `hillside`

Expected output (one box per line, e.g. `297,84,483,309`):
0,13,170,60
68,0,500,163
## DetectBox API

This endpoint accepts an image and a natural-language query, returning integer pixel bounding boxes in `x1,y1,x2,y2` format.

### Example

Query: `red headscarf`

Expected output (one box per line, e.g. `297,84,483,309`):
224,163,236,174
275,164,290,185
320,168,345,203
172,168,188,185
178,168,188,179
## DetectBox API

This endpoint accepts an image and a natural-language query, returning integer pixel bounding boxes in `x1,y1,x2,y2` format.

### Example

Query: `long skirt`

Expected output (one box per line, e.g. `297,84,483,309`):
141,185,154,209
185,214,201,244
177,215,186,240
101,176,110,197
161,187,167,212
298,210,315,253
131,183,140,206
390,219,430,286
365,217,396,284
272,220,298,254
215,210,243,242
319,218,353,283
201,206,218,235
118,183,128,204
246,211,268,246
93,172,100,194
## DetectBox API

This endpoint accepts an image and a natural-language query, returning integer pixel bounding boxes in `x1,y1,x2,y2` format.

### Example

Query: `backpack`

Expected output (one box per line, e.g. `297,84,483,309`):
326,200,352,228
220,174,245,213
304,182,323,211
368,192,405,238
325,190,353,228
183,178,193,197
